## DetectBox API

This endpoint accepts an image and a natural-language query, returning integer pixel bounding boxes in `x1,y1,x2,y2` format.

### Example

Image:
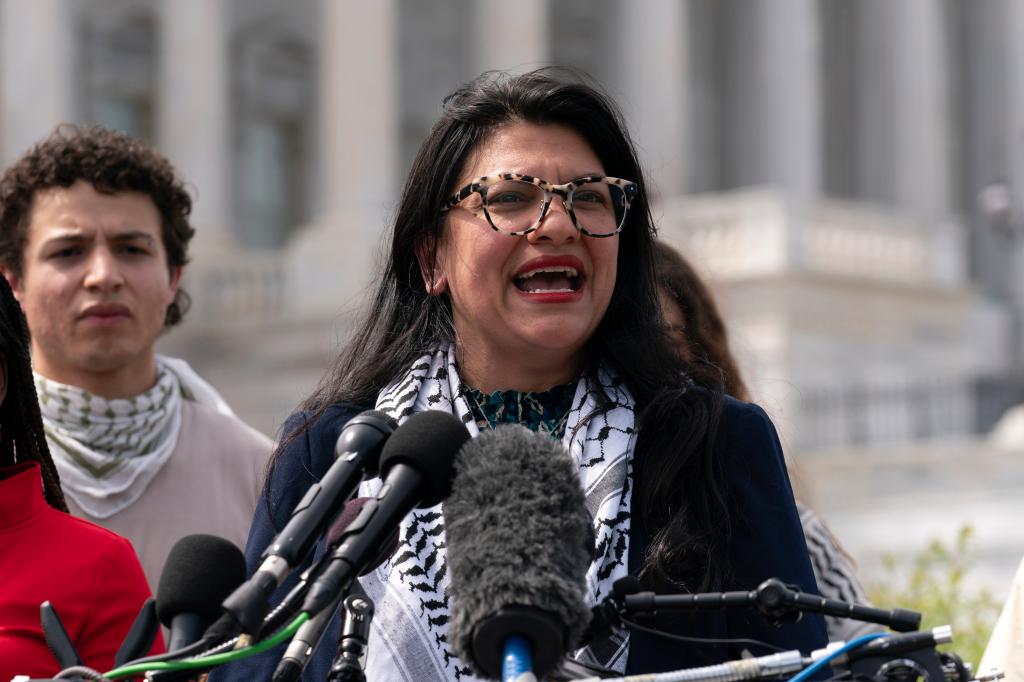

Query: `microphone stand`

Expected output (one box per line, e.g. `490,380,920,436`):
327,594,375,682
615,578,922,632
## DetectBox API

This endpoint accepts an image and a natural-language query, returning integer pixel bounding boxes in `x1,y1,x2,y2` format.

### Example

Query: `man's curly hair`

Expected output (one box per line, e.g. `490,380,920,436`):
0,124,196,327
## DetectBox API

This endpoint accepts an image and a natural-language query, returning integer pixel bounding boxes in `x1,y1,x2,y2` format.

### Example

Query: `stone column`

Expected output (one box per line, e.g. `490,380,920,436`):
1005,0,1024,370
857,0,954,219
0,0,76,164
1007,0,1024,226
721,0,821,447
321,1,397,219
287,0,399,316
726,0,822,263
684,0,724,195
473,0,548,70
157,0,232,252
961,1,1017,302
614,0,687,201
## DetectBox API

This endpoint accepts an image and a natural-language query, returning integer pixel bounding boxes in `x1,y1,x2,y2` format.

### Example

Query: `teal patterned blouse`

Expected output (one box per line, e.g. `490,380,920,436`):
463,381,577,439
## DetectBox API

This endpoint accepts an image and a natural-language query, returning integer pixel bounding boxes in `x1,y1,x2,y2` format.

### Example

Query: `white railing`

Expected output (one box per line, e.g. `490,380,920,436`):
660,187,956,287
806,198,931,284
660,188,790,278
183,252,287,324
795,374,975,452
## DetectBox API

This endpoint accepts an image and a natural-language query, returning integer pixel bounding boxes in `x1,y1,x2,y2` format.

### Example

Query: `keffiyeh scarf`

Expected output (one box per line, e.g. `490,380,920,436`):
359,345,637,680
34,355,234,519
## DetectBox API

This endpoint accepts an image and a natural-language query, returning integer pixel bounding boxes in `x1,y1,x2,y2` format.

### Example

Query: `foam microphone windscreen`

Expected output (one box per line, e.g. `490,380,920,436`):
445,424,595,679
326,497,400,575
156,534,248,627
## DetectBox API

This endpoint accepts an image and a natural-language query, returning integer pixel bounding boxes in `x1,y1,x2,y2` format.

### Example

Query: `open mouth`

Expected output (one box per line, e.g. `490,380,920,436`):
514,266,581,293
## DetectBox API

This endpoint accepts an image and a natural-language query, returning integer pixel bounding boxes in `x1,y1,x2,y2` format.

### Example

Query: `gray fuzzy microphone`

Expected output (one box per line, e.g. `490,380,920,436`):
445,424,595,680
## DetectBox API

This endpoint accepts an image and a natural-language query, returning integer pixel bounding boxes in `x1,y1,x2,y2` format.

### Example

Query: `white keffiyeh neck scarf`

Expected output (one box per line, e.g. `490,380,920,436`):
359,344,637,681
34,355,234,519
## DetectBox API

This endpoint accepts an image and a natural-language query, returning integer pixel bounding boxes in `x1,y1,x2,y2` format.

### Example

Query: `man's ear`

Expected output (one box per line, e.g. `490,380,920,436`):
415,236,447,296
169,265,184,291
0,266,24,305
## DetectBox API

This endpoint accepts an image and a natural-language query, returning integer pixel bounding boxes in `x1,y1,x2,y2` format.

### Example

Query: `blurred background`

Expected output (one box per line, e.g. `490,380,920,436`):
2,0,1020,648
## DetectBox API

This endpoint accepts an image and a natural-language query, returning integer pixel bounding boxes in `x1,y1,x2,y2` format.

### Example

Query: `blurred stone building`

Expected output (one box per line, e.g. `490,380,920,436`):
2,0,1023,456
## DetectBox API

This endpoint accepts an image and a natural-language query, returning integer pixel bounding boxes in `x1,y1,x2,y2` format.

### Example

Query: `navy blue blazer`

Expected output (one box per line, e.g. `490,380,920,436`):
211,397,827,680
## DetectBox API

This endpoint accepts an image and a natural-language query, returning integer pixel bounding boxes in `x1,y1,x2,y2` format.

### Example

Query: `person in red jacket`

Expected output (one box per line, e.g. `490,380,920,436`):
0,276,162,680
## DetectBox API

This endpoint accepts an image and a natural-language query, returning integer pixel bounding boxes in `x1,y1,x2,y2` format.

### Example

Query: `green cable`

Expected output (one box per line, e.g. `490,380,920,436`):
102,612,310,680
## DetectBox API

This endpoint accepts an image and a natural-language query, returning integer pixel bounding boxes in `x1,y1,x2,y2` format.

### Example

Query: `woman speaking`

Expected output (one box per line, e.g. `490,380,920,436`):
230,69,827,680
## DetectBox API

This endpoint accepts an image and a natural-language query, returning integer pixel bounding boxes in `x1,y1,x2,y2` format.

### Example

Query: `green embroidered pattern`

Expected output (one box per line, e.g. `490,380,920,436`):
34,367,181,479
464,381,577,439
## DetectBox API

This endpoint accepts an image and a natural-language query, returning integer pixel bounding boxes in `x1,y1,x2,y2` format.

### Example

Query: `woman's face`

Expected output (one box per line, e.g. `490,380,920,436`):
435,121,620,391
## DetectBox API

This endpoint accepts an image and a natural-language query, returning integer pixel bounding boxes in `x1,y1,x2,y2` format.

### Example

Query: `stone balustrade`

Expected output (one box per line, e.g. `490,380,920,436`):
182,251,287,324
661,187,959,288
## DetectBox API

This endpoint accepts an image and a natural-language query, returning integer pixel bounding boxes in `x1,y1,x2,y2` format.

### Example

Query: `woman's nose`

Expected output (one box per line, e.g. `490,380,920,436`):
527,196,577,245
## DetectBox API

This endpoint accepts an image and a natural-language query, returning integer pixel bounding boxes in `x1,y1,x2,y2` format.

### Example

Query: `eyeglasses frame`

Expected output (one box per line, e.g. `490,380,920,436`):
440,172,639,237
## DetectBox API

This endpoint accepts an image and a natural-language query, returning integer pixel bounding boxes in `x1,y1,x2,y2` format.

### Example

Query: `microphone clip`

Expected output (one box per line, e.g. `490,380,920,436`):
750,579,805,626
327,593,376,682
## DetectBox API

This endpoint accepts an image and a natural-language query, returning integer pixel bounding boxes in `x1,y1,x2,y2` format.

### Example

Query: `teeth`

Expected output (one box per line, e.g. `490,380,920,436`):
526,288,573,293
517,266,579,279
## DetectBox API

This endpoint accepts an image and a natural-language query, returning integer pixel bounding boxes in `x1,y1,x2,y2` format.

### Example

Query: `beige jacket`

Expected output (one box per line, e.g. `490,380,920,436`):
65,399,273,592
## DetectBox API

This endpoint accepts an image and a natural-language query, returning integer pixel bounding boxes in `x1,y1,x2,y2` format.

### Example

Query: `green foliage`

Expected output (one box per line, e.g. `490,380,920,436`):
867,525,1002,669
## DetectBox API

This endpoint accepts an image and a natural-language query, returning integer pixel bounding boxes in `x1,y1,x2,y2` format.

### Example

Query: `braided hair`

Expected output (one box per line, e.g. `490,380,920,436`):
0,276,65,511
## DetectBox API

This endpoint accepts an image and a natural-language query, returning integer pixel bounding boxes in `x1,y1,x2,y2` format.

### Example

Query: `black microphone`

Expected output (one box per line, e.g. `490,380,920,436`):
757,579,921,632
156,534,247,652
326,497,400,574
114,597,160,666
301,410,470,617
39,601,82,668
222,410,398,634
445,425,594,681
615,578,922,633
271,592,345,682
268,499,398,682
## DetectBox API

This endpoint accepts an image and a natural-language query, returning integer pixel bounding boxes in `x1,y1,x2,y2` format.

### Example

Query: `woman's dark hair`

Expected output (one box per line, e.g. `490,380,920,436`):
283,68,728,589
0,277,66,511
0,124,195,327
654,240,750,401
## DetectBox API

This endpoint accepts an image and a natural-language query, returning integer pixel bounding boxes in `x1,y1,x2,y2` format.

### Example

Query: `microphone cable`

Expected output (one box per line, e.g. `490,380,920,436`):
100,612,311,681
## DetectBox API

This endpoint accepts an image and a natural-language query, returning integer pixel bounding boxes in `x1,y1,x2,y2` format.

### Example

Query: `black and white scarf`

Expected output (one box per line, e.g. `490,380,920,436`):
359,345,636,680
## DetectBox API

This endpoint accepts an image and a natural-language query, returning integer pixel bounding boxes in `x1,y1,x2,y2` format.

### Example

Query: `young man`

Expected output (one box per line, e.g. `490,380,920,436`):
0,125,273,591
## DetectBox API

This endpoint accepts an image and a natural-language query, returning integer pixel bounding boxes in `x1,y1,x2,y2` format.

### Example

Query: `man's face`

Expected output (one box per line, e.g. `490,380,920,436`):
5,180,181,388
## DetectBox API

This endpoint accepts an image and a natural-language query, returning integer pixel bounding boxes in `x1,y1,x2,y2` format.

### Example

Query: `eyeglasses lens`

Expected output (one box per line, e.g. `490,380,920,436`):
483,180,628,235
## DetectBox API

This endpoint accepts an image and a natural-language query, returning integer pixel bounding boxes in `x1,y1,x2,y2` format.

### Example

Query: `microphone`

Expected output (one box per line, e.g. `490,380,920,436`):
271,592,344,682
156,534,247,652
222,410,398,634
301,410,470,617
613,578,922,633
268,499,398,682
327,594,375,682
326,497,400,574
113,597,160,666
39,601,82,668
445,425,594,681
